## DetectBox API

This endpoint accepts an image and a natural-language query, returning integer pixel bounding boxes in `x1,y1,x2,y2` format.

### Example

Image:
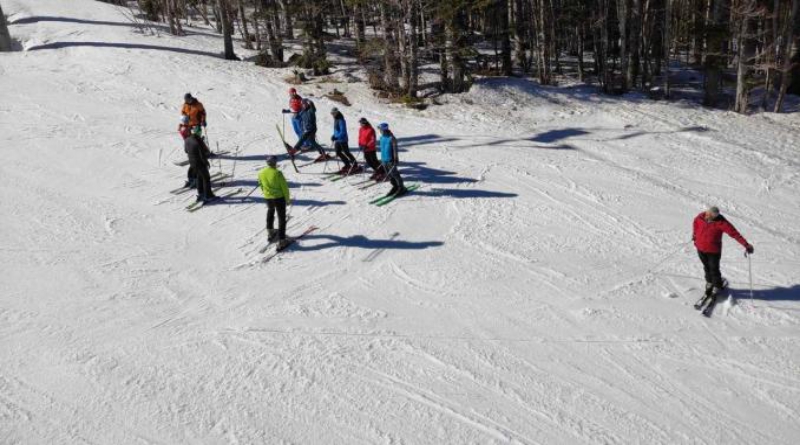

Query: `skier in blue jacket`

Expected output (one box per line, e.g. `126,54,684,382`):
331,107,361,174
378,122,407,197
292,99,329,162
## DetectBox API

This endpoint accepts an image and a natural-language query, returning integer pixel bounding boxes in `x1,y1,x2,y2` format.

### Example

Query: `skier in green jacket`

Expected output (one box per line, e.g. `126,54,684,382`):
258,156,291,249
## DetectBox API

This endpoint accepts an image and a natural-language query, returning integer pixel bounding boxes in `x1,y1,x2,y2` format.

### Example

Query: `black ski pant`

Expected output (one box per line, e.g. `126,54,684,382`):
188,154,213,199
334,141,356,168
383,162,404,190
294,131,325,155
266,197,287,240
363,150,383,174
698,251,723,288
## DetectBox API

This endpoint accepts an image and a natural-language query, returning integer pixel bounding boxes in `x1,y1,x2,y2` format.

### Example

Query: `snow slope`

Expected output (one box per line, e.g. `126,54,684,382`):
2,1,800,444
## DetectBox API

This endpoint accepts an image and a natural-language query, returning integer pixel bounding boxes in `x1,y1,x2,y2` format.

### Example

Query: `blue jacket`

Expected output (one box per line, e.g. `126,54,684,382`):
379,133,398,164
300,108,317,134
332,114,348,143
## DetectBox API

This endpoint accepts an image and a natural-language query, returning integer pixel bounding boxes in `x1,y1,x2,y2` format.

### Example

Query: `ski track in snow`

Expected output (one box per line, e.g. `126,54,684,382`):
2,0,800,444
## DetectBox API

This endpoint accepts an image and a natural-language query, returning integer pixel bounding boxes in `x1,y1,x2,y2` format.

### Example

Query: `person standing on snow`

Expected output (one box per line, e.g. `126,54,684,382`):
358,117,384,180
178,116,198,189
258,155,292,250
693,206,753,295
181,93,207,129
330,107,360,174
185,126,216,202
293,99,329,162
378,122,408,197
282,88,305,147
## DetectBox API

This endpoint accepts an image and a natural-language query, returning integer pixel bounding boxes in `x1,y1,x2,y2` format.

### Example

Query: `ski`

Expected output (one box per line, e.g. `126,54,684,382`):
260,226,319,264
185,187,243,212
169,172,230,195
372,184,420,207
701,293,720,317
693,292,713,310
358,180,385,190
696,278,729,316
276,124,300,173
172,151,230,167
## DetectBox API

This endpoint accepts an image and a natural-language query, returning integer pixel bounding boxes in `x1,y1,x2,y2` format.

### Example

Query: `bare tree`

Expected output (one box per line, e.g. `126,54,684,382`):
0,2,12,52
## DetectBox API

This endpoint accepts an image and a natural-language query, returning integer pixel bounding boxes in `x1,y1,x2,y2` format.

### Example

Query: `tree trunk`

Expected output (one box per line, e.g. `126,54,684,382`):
446,9,469,93
353,0,366,49
238,0,252,50
381,3,400,92
407,0,419,96
703,0,728,107
512,0,529,73
0,2,12,52
776,0,800,111
617,0,630,92
734,6,757,114
218,0,237,59
276,0,292,38
664,0,672,98
498,0,512,76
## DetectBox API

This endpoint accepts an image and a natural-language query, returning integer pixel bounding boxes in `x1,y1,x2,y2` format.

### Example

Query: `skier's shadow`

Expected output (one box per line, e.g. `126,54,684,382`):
738,284,800,302
294,234,443,252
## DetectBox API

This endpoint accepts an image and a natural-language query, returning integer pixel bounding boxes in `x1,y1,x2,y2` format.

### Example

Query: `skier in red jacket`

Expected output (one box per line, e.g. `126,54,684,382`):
693,206,753,294
358,118,384,180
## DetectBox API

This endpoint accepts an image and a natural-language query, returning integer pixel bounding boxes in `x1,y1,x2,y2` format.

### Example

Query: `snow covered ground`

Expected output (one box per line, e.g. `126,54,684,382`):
2,1,800,443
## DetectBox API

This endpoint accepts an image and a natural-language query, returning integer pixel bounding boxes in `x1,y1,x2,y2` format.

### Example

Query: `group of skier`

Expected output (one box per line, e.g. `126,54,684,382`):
178,89,408,249
176,91,755,305
281,88,407,195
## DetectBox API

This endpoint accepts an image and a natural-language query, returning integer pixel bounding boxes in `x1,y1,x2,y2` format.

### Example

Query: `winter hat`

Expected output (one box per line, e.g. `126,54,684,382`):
330,107,339,114
289,87,297,94
707,206,720,216
180,115,190,125
266,155,278,167
378,122,389,131
358,117,369,125
184,93,193,102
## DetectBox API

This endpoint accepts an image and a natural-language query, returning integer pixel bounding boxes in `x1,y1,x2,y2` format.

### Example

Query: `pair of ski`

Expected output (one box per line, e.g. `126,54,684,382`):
185,187,243,212
172,150,231,167
693,279,729,317
258,226,318,263
369,184,420,207
169,172,230,195
276,125,339,172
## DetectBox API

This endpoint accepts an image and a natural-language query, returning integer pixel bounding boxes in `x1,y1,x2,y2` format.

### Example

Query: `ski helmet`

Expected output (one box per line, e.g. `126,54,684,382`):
266,155,278,166
330,107,339,115
378,122,389,131
180,115,189,125
358,117,369,125
289,87,297,94
184,93,193,102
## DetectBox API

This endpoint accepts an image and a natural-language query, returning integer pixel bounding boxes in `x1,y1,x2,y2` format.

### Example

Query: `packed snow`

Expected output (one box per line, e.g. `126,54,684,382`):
2,1,800,444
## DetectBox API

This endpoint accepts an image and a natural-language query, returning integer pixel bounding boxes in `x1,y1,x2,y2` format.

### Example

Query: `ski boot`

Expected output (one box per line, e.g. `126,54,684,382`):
267,229,278,243
385,186,399,198
184,179,198,189
276,238,292,252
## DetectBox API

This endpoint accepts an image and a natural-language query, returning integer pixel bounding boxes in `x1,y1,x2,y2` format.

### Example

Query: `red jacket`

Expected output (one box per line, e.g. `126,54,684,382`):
289,94,303,113
358,126,377,152
693,212,748,254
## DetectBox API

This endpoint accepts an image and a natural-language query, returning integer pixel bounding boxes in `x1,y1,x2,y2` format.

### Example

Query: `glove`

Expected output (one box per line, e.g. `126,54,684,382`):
202,122,207,127
746,244,754,254
331,136,335,142
281,109,290,114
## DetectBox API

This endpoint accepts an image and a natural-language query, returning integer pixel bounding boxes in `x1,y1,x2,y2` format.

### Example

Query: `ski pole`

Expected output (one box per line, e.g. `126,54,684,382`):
746,252,754,302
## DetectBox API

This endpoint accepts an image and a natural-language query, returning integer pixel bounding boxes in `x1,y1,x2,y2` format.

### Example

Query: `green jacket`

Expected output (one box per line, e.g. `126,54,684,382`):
257,166,291,201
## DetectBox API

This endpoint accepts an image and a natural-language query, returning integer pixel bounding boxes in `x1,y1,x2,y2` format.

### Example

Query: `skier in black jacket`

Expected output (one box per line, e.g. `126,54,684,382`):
184,126,216,202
